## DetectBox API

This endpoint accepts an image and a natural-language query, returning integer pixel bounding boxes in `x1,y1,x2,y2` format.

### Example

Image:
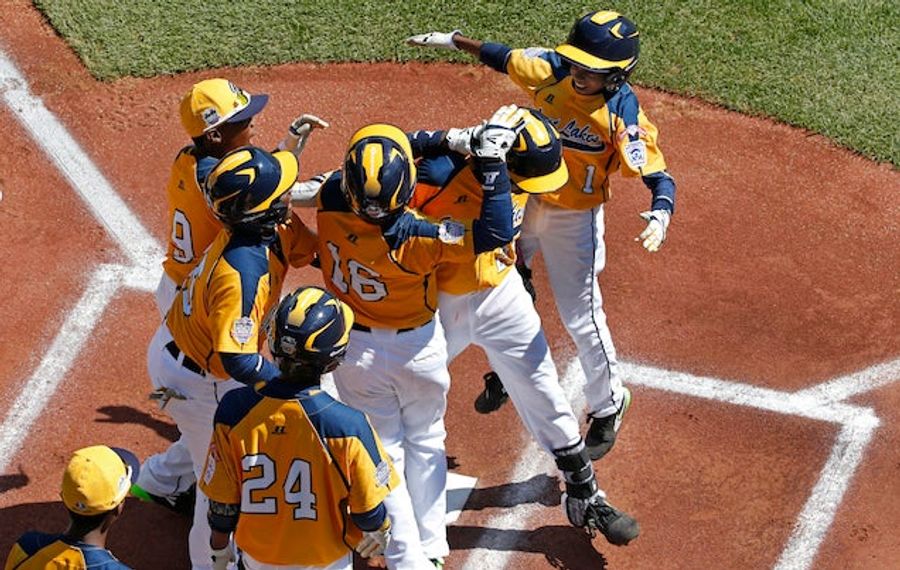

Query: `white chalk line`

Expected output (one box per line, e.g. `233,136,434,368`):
0,49,162,269
0,47,161,473
461,351,584,570
1,42,897,570
0,264,126,473
462,357,894,570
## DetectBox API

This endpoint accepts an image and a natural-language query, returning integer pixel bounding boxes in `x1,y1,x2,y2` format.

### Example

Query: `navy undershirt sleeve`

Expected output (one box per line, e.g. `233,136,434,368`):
220,352,280,385
480,42,513,73
351,503,388,532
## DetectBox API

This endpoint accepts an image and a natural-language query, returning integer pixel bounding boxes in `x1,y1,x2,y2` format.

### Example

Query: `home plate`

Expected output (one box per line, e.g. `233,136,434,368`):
446,472,477,524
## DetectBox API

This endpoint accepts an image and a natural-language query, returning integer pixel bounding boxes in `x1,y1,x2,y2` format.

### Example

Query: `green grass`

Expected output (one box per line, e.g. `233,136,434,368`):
34,0,899,164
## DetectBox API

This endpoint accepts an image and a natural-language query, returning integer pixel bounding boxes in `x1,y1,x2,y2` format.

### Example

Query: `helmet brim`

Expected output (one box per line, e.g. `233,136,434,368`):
555,44,636,73
511,159,569,195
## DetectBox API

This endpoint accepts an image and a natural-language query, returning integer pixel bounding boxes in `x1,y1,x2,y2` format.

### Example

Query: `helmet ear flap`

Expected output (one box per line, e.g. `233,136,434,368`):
604,69,627,92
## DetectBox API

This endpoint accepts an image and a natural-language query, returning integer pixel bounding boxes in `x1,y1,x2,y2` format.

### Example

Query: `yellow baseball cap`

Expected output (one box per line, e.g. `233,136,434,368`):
60,445,140,516
180,78,269,138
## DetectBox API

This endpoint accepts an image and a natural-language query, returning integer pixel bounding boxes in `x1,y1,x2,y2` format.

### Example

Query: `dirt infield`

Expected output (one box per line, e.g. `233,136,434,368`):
1,3,898,569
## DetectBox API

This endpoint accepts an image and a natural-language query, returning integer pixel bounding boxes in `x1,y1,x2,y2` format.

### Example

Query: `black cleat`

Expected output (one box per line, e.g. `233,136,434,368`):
585,387,631,460
474,371,509,414
584,497,640,546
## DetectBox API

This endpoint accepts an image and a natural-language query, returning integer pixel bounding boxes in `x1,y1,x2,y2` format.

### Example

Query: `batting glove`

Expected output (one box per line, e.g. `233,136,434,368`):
355,520,391,558
637,209,671,253
473,105,527,161
210,545,234,570
405,30,462,50
277,113,330,157
444,123,484,155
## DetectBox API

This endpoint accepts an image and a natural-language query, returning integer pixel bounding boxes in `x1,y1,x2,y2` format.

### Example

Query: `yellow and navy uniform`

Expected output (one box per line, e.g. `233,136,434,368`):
166,213,316,380
479,44,676,213
162,146,222,286
200,381,400,566
410,152,529,295
5,533,130,569
315,160,513,329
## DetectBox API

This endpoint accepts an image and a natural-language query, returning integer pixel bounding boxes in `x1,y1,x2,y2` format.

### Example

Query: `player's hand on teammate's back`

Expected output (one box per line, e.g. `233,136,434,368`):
636,209,671,252
473,105,527,161
405,30,462,50
277,114,330,157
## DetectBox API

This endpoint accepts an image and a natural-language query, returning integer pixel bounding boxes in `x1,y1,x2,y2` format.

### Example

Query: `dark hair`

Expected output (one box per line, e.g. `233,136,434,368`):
66,509,115,537
277,361,323,389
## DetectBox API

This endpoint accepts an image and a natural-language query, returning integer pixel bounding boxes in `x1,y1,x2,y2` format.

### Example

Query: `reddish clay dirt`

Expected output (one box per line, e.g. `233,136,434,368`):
1,3,898,569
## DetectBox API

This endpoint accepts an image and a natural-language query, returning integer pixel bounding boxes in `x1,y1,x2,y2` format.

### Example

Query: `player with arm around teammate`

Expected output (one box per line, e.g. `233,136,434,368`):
146,146,317,569
315,106,522,569
5,446,139,570
408,10,678,460
200,286,400,570
409,108,638,546
136,78,327,514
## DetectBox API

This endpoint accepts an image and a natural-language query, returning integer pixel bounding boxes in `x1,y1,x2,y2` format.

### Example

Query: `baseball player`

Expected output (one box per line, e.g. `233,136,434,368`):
5,445,139,569
146,146,317,569
136,78,327,514
408,108,639,545
200,286,400,570
316,107,522,569
408,10,678,460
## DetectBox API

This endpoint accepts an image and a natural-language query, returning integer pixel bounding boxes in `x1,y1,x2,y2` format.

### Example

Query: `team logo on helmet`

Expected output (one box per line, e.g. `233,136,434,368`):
506,109,569,194
342,124,417,223
204,146,298,231
267,286,355,374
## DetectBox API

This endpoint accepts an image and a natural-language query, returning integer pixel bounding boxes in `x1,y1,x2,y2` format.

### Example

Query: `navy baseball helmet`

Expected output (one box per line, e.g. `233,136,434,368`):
507,109,569,194
205,146,297,231
342,124,417,223
267,286,355,374
556,10,640,88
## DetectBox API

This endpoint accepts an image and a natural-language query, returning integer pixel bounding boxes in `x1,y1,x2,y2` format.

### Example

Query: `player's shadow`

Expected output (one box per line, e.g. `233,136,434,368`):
0,498,190,569
0,467,29,494
449,524,608,569
95,405,180,442
463,473,562,510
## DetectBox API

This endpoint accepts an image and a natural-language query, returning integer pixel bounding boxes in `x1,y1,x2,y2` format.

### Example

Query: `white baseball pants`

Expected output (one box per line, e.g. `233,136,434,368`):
332,319,450,570
146,323,243,570
439,268,581,452
138,273,198,499
518,200,626,418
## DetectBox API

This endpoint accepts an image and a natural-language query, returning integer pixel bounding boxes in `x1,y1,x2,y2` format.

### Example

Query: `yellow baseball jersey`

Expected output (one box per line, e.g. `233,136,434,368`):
495,47,669,210
5,533,129,569
316,173,482,329
200,383,399,566
411,159,529,295
161,147,222,286
166,214,317,379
